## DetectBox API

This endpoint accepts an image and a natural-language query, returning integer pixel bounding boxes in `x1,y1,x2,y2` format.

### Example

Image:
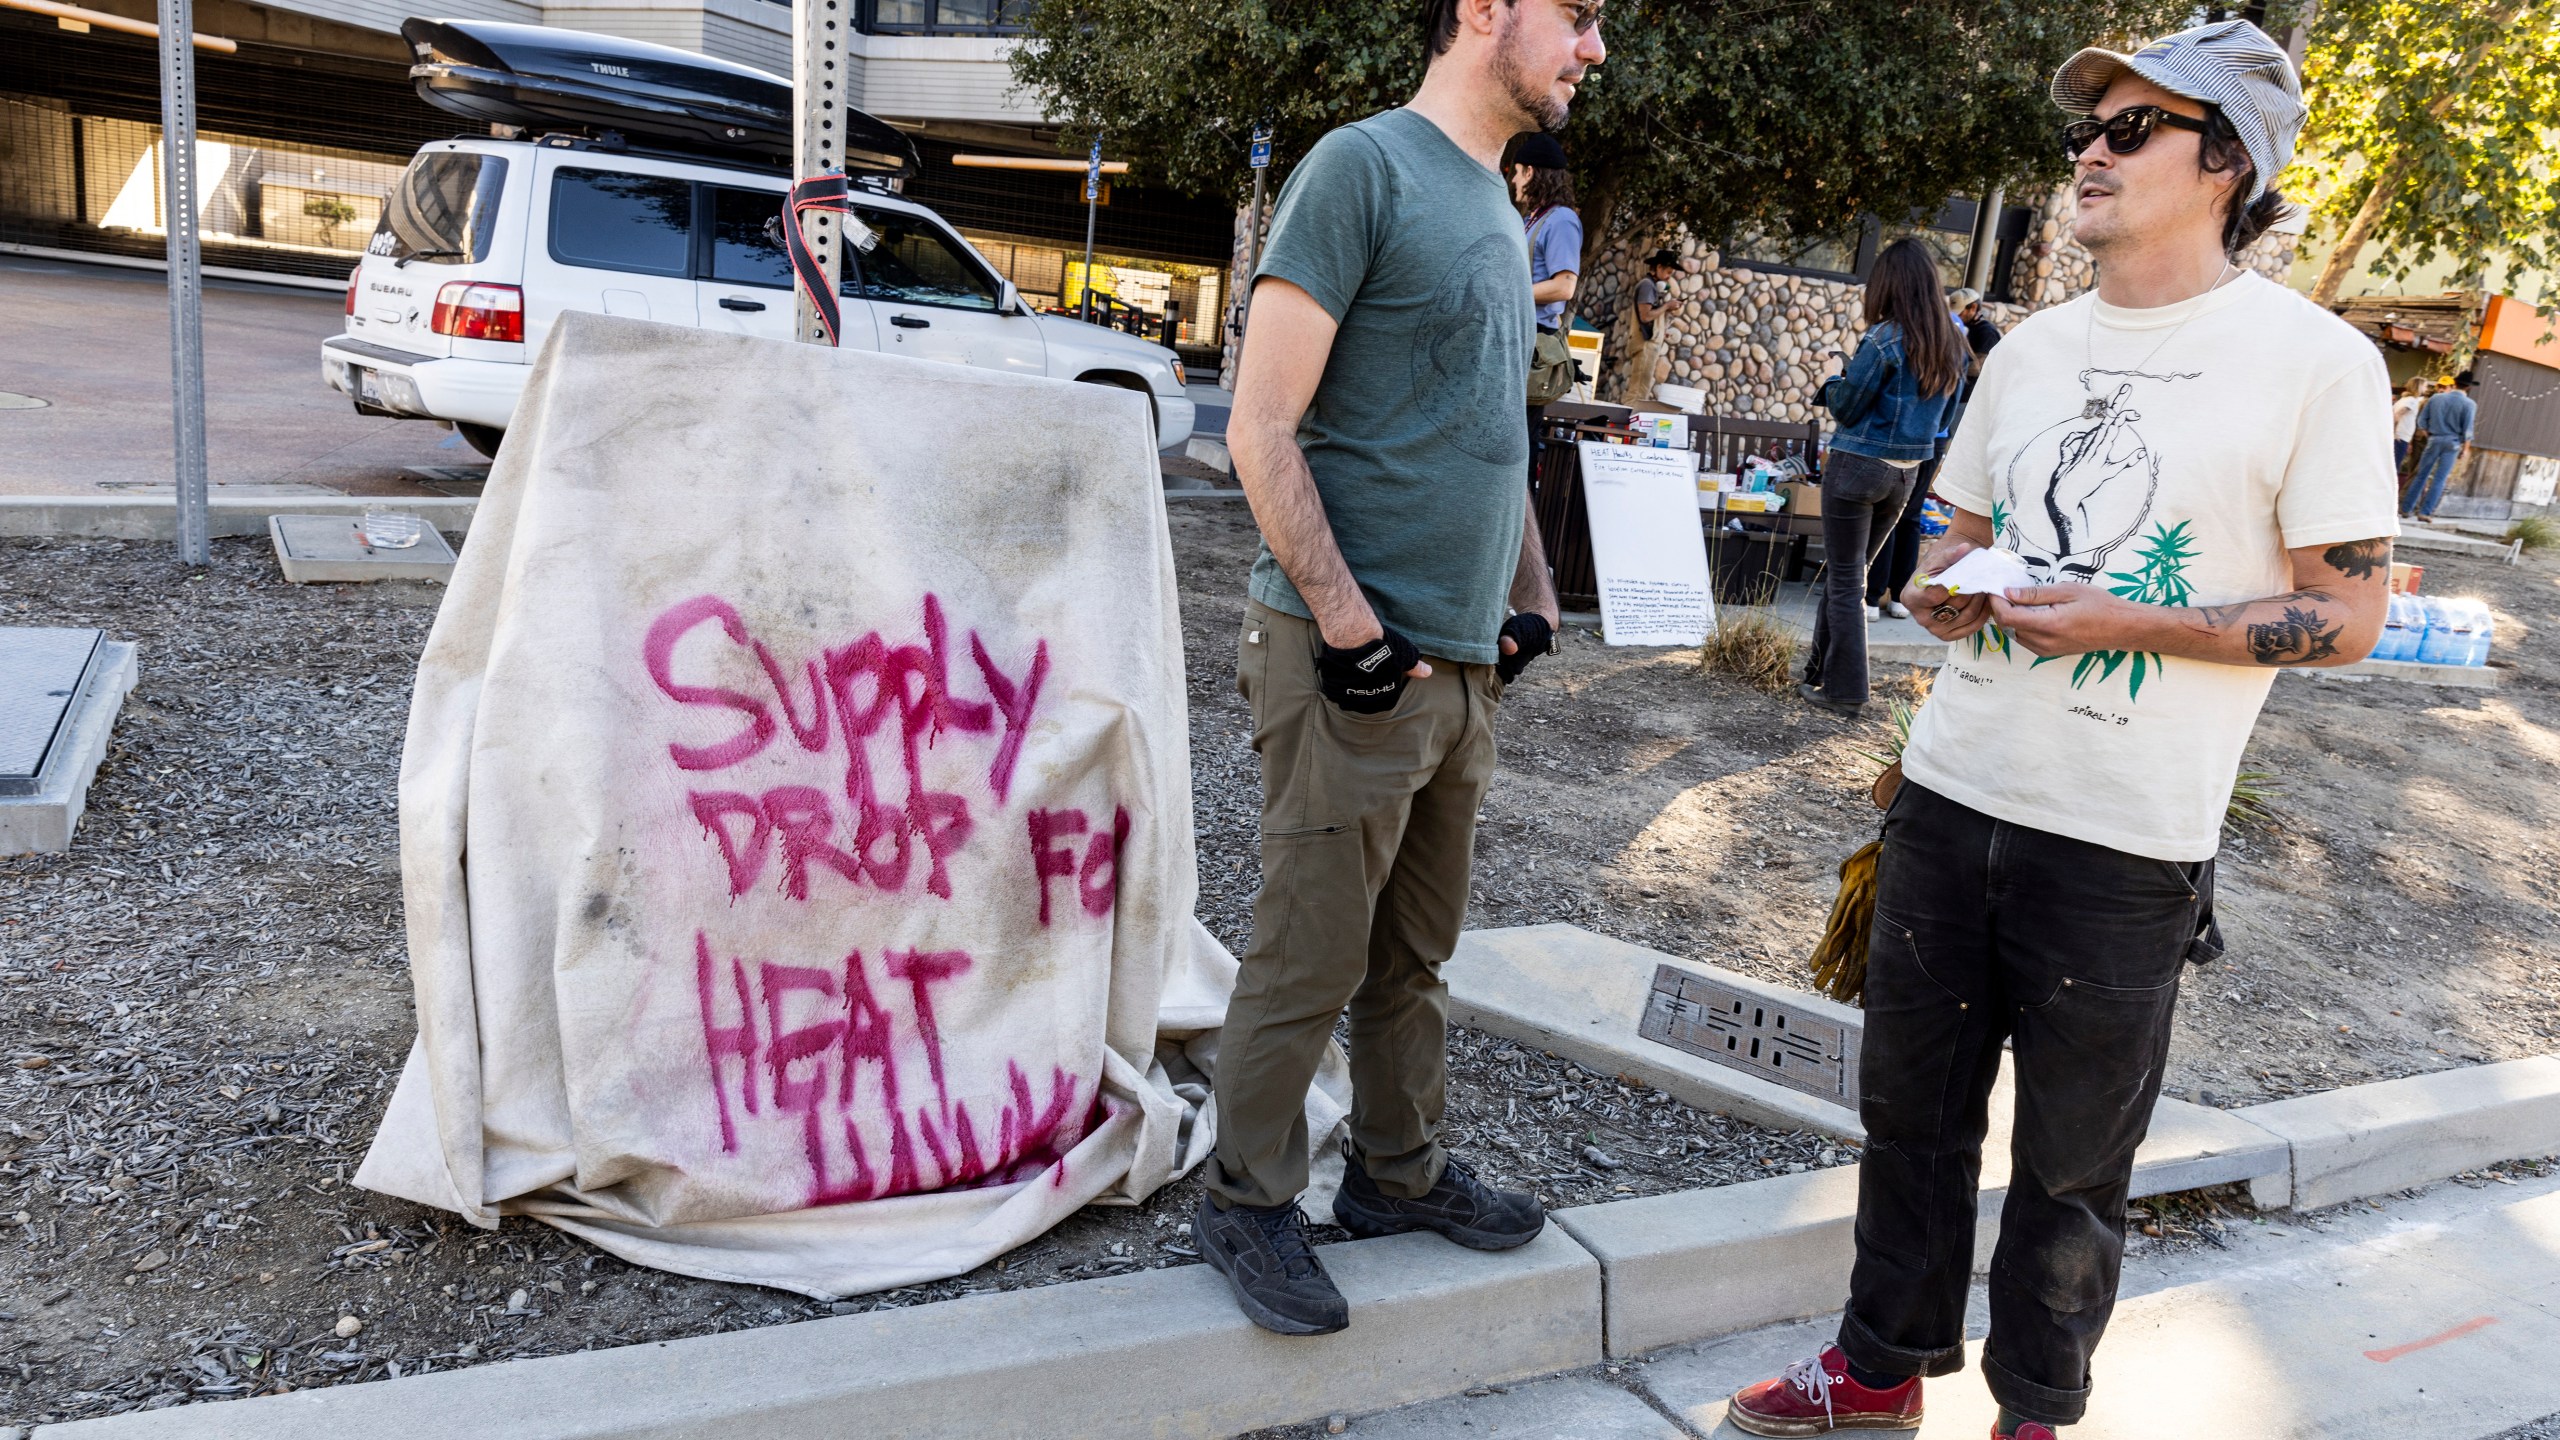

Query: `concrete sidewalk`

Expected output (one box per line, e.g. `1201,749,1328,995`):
1329,1169,2560,1439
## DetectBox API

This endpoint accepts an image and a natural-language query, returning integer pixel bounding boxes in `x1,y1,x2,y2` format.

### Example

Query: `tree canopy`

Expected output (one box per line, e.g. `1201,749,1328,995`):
1010,0,2192,263
2296,0,2560,304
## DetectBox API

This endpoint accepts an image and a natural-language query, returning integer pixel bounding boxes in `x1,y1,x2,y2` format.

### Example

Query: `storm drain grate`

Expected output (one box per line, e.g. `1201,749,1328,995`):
1637,963,1858,1105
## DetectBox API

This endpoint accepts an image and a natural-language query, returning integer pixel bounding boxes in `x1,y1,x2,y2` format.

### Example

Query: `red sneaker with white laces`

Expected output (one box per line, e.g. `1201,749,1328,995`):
1726,1343,1924,1435
1994,1425,2057,1440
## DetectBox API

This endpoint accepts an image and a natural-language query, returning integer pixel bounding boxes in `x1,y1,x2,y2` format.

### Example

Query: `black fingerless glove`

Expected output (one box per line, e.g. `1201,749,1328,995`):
1316,627,1421,714
1495,612,1555,685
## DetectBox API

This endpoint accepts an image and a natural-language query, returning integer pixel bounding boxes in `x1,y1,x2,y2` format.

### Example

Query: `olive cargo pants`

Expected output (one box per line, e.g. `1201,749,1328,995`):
1207,600,1500,1210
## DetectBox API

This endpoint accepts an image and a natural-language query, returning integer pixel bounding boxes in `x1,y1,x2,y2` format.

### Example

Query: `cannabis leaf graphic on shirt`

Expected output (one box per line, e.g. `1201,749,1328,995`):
2027,519,2198,701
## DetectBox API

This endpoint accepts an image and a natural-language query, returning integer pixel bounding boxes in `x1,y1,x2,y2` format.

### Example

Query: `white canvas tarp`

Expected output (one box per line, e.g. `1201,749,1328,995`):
357,312,1340,1297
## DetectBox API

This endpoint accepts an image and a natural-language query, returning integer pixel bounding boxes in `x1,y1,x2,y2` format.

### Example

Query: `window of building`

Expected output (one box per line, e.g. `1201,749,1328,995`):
1724,195,2033,297
858,0,1032,34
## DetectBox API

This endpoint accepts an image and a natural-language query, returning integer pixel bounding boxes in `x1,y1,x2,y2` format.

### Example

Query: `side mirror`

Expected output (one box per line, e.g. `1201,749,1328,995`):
997,279,1023,316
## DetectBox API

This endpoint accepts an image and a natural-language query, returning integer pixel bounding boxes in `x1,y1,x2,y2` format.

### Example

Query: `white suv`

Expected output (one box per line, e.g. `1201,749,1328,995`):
322,136,1195,457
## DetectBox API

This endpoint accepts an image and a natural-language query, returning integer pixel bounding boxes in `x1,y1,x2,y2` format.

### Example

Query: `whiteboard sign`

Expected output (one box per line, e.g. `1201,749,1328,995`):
1578,442,1715,646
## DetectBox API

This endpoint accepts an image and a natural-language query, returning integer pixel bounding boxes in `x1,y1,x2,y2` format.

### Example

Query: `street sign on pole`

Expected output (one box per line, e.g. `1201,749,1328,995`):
1079,135,1100,325
791,0,845,344
1236,126,1273,351
158,0,208,565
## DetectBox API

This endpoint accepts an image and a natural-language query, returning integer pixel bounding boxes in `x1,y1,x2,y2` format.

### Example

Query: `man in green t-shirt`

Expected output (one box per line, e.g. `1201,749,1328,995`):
1195,0,1604,1337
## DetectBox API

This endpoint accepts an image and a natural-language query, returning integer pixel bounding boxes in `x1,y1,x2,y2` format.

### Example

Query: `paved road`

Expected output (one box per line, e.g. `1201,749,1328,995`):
0,253,459,498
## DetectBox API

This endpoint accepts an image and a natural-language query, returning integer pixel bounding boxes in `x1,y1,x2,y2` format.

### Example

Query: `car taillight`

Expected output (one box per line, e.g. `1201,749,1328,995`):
431,281,524,343
344,267,359,317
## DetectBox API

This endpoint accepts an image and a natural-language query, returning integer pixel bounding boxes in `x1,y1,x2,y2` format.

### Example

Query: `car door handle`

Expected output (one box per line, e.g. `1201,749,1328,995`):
719,297,766,312
890,314,930,329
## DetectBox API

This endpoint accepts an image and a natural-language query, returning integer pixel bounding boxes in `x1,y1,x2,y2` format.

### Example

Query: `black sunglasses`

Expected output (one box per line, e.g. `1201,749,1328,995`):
2061,104,2215,159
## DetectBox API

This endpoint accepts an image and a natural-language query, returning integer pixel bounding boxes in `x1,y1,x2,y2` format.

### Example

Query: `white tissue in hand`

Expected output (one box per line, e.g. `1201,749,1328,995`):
1927,546,2036,596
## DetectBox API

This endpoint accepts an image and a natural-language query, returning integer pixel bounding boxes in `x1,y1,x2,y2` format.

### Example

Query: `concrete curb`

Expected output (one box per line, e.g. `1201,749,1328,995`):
35,1228,1600,1440
1555,1164,1858,1358
0,496,478,542
2396,527,2519,561
2235,1054,2560,1209
0,640,135,856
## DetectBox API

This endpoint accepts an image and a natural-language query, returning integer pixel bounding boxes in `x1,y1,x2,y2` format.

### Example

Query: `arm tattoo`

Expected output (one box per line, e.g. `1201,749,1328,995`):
2322,538,2391,581
2246,606,2344,665
2188,587,2337,635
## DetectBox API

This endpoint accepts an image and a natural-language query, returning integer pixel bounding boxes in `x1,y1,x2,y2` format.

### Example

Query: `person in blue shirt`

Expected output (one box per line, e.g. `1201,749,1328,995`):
1800,238,1967,713
2401,369,2477,519
1512,130,1583,484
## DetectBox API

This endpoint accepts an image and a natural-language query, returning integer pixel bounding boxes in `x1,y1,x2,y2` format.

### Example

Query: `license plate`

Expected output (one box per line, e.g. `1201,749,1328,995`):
357,368,381,403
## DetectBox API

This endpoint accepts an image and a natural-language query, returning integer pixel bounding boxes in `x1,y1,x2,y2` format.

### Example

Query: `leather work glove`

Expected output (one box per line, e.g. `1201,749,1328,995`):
1315,627,1422,715
1495,612,1555,685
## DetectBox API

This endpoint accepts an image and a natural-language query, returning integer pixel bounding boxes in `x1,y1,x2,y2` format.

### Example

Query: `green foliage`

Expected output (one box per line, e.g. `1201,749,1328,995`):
2509,513,2558,552
2297,0,2560,296
1010,0,2192,252
2226,767,2282,832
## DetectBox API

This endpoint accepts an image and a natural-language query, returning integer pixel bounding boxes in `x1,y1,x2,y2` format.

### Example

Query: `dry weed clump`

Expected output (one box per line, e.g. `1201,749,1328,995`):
1698,599,1797,694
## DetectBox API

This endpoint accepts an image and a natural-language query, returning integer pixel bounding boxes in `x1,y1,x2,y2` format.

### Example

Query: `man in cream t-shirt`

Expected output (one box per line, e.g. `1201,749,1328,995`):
1727,21,2397,1440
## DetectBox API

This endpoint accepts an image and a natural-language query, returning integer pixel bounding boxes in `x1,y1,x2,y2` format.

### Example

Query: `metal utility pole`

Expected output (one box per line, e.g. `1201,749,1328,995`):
1964,186,2003,294
792,0,845,343
1078,135,1100,325
1235,125,1272,348
158,0,207,565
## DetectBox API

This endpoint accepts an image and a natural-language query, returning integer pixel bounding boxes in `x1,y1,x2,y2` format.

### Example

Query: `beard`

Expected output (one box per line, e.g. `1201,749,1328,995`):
1496,10,1576,131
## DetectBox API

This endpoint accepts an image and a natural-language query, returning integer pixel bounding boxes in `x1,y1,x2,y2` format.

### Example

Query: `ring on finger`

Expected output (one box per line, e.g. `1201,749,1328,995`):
1932,604,1960,623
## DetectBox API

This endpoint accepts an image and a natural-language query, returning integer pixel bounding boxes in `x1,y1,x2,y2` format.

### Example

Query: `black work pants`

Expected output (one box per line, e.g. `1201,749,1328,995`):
1803,452,1912,705
1867,453,1944,606
1838,780,2209,1427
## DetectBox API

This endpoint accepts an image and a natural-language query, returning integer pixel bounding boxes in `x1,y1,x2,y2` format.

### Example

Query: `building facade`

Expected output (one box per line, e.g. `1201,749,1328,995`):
0,0,1232,351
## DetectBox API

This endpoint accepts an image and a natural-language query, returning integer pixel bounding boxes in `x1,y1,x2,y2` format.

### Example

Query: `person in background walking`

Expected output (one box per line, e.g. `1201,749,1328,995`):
1203,0,1596,1339
1799,237,1966,714
1869,288,2005,620
2390,378,2429,475
1623,247,1680,404
2402,369,2476,519
1513,131,1583,483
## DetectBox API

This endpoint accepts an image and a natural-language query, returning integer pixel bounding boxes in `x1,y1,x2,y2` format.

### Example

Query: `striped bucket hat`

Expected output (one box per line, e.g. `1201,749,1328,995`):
2051,18,2305,203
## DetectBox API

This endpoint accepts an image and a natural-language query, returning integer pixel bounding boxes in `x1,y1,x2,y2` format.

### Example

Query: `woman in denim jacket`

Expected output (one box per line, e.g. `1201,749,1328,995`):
1801,238,1967,713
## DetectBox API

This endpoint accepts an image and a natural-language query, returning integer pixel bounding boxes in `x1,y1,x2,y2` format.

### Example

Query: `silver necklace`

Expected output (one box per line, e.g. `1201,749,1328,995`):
2080,262,2236,412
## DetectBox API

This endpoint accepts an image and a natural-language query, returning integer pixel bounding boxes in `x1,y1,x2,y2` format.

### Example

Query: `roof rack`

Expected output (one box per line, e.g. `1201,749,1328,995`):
401,18,917,176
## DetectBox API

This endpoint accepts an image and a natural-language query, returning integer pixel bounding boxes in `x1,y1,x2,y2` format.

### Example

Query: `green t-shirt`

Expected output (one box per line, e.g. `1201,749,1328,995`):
1246,107,1533,666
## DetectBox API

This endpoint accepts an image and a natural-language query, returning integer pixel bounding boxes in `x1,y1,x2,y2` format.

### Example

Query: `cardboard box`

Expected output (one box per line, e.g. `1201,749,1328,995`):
1785,482,1821,517
2390,560,2423,594
1722,492,1782,514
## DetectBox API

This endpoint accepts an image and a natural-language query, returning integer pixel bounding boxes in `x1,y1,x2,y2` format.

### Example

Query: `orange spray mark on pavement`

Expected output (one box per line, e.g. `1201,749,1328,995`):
2363,1315,2498,1362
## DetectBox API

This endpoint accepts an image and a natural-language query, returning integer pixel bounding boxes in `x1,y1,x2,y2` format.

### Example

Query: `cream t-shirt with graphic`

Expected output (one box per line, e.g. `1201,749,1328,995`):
1903,272,2399,861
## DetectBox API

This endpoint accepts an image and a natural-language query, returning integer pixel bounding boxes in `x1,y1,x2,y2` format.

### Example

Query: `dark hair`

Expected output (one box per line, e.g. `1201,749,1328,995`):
2456,369,2477,388
1424,0,1511,59
1864,238,1968,398
2196,106,2287,259
1518,166,1576,213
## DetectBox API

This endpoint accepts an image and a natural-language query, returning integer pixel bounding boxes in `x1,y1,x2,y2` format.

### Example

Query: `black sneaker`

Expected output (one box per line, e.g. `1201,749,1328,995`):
1332,1156,1545,1251
1194,1191,1348,1336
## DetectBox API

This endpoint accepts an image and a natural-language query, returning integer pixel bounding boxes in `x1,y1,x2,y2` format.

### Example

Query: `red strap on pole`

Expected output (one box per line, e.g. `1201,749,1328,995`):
785,170,850,347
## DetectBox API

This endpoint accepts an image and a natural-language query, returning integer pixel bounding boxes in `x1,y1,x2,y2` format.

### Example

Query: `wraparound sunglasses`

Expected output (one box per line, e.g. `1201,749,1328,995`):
2061,104,2217,159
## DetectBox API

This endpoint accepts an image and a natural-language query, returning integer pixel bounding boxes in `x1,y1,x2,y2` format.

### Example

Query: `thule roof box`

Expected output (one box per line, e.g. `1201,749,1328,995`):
400,18,919,175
